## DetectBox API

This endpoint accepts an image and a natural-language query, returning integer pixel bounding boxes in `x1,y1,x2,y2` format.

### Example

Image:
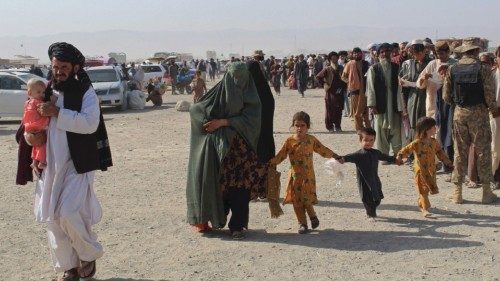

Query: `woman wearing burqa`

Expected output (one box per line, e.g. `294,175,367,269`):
186,62,269,239
246,60,276,167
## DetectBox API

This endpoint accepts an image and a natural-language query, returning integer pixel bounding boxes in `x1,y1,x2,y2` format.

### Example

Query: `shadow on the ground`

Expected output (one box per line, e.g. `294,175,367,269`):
204,227,482,252
318,200,500,213
303,94,325,98
203,199,497,251
96,279,167,281
273,130,357,135
316,200,499,237
101,102,176,116
0,126,18,136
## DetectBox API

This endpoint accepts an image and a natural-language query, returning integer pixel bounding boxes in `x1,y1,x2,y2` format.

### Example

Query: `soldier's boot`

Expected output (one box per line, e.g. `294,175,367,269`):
481,184,498,204
451,184,463,204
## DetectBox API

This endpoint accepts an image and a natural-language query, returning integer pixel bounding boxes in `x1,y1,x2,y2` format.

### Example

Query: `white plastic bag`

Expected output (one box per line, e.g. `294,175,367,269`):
175,100,191,112
324,158,345,187
127,90,146,110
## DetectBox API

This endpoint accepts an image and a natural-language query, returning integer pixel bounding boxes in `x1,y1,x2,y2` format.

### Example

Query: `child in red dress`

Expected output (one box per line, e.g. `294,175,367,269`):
23,79,49,170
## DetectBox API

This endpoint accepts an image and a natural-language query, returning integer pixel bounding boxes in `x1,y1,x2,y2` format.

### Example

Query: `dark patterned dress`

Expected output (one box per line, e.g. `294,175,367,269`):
220,135,267,199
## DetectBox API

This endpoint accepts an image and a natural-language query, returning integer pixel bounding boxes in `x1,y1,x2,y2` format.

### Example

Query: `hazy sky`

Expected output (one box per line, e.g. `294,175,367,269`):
3,0,499,36
1,0,499,61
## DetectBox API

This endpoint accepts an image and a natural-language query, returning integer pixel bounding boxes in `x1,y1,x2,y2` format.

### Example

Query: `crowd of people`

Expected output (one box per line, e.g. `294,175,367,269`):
188,38,499,239
242,38,500,193
13,38,499,280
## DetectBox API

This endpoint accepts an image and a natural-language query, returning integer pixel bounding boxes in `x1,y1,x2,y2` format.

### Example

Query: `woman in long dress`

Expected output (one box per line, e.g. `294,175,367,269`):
186,62,268,239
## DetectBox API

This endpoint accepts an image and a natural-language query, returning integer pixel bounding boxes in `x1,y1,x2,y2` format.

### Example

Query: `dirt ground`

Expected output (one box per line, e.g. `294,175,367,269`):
1,78,499,281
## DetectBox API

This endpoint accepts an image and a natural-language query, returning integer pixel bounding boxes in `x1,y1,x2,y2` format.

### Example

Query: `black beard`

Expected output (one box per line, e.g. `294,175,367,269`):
53,72,79,93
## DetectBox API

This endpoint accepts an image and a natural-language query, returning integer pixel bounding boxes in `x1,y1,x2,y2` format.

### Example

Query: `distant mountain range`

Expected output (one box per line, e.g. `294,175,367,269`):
1,25,498,63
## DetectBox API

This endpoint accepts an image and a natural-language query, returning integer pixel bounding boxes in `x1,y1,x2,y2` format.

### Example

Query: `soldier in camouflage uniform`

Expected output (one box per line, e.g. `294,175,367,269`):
443,38,499,204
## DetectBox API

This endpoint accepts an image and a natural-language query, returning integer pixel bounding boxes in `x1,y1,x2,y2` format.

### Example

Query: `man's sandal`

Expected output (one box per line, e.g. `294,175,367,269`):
56,268,79,281
78,260,96,280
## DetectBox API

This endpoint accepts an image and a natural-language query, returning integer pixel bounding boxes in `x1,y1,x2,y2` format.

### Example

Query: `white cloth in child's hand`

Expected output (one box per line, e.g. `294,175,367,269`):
324,158,345,187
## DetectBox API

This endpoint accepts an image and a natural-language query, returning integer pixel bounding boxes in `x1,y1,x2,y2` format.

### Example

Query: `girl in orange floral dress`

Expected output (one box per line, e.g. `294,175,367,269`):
396,117,453,217
270,111,340,234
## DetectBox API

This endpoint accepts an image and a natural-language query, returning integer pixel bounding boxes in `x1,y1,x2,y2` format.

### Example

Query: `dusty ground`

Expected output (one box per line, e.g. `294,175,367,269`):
1,79,499,281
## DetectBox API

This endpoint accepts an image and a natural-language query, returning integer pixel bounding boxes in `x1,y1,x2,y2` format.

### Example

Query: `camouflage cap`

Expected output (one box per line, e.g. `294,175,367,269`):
435,41,450,51
479,52,494,59
454,37,481,53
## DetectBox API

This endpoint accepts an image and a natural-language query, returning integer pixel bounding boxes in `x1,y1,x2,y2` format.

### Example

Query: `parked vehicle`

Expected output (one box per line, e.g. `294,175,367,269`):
8,72,46,83
0,68,30,73
87,66,128,111
0,72,48,118
140,64,166,84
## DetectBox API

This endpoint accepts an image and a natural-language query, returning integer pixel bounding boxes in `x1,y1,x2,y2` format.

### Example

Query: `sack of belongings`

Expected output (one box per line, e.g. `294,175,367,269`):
127,90,146,110
175,100,191,112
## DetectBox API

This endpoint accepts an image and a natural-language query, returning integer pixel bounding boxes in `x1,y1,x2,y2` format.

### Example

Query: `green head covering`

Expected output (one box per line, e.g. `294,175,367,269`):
186,61,262,227
196,61,261,155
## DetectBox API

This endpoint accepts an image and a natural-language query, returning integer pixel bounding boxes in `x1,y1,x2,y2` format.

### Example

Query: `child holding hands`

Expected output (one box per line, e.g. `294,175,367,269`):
270,111,340,234
339,128,396,221
396,117,453,217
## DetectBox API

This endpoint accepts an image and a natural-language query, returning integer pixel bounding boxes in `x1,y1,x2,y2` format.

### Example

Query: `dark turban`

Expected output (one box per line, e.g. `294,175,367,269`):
47,42,91,91
377,43,392,54
327,51,339,61
48,42,85,66
352,47,362,53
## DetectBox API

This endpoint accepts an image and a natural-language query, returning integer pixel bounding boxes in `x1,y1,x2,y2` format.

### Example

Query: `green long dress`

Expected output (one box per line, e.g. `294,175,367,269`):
186,62,262,228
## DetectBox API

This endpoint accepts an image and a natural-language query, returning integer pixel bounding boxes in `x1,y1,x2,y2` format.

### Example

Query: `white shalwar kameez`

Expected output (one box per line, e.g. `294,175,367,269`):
35,88,103,272
416,58,457,119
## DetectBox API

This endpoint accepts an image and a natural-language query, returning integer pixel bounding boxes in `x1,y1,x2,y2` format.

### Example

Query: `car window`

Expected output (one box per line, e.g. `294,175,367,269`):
0,75,25,90
16,73,43,82
87,69,119,82
141,66,162,73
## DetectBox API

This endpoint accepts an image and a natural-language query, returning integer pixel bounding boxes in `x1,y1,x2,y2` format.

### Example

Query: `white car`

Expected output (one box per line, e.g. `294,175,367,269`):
9,71,46,82
0,68,30,74
139,64,166,84
0,72,47,118
87,66,128,111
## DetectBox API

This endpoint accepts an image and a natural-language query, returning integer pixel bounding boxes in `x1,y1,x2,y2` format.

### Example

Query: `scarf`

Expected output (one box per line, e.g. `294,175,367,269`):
246,60,276,163
49,77,112,173
48,41,112,172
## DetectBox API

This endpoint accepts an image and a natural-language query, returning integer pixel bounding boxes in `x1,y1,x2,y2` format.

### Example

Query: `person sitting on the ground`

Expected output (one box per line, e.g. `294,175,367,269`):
146,78,155,95
146,78,164,107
